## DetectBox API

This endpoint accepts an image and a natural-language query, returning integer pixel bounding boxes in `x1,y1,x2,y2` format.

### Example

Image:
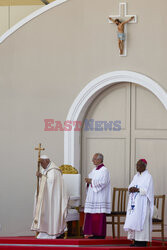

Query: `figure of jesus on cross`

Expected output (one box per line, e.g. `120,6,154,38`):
109,3,137,56
109,16,134,55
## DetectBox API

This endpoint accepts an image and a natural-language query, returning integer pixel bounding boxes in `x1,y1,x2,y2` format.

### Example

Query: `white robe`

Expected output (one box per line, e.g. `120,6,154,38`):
31,161,68,238
84,166,111,214
124,170,154,242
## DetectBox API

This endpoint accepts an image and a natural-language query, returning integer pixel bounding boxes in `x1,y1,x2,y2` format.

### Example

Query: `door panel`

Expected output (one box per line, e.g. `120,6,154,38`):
81,83,131,205
131,84,167,233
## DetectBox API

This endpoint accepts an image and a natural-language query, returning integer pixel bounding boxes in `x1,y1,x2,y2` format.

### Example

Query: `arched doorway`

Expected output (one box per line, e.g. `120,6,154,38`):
64,71,167,171
81,81,167,200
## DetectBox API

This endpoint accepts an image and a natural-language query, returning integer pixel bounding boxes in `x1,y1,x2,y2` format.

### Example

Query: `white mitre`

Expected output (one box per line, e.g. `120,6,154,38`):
40,155,49,159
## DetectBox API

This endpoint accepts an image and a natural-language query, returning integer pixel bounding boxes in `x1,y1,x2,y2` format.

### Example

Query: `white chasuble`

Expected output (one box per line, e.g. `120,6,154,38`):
84,166,111,214
31,162,68,237
124,170,154,241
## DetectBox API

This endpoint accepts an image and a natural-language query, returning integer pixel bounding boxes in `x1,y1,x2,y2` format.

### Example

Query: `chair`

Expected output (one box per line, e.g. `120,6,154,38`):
59,165,81,238
152,195,165,245
106,187,128,238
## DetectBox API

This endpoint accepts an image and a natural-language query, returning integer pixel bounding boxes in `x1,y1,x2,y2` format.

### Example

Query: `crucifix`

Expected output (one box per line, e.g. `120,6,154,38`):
35,143,45,198
108,3,137,56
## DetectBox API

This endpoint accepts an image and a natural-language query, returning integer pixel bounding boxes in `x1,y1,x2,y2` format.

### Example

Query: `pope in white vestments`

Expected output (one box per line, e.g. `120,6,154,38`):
31,155,68,239
84,153,111,239
124,159,154,247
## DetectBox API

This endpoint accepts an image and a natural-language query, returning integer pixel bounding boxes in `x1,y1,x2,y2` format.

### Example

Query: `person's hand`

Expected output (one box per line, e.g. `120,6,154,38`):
131,16,135,20
129,186,139,193
36,172,42,178
85,178,92,184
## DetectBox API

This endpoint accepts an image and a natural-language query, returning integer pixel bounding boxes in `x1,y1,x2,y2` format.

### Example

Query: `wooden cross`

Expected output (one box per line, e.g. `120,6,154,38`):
35,143,45,198
109,3,137,56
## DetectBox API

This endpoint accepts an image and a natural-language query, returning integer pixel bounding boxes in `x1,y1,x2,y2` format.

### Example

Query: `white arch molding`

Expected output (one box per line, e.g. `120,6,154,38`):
64,71,167,171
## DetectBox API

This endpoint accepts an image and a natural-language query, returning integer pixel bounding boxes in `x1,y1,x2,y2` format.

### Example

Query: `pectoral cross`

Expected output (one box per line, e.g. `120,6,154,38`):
35,143,45,198
109,3,137,56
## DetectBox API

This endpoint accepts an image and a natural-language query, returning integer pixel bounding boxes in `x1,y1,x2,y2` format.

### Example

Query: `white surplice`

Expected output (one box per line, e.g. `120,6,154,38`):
84,165,111,214
124,170,154,242
31,161,68,238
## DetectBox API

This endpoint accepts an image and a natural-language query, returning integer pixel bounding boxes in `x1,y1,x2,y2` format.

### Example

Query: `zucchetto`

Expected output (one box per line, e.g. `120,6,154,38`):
40,155,49,159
